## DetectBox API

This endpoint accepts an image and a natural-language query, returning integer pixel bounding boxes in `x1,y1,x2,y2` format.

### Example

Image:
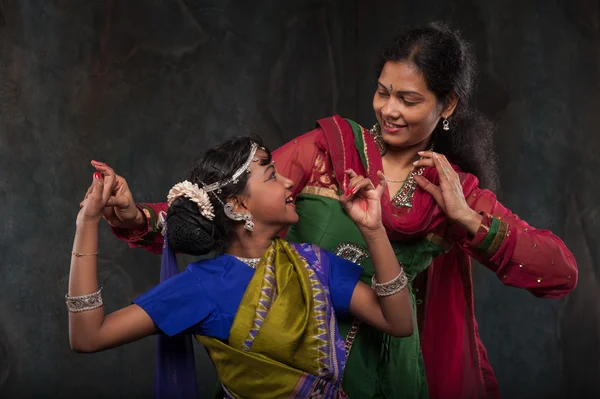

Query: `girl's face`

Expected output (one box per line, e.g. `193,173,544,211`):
237,149,298,231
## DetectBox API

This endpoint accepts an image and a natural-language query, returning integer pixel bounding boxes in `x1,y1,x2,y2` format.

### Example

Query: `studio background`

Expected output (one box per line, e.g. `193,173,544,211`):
0,1,598,398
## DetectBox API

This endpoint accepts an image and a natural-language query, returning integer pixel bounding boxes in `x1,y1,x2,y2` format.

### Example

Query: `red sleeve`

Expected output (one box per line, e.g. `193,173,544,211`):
448,185,577,298
111,131,323,251
110,202,168,255
272,128,323,198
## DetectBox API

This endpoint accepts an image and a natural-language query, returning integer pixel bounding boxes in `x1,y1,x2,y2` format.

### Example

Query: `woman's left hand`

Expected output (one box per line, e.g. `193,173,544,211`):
413,151,482,233
340,169,386,233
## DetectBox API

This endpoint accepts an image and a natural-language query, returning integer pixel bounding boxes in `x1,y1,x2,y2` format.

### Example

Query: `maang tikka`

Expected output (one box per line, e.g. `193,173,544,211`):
166,142,261,232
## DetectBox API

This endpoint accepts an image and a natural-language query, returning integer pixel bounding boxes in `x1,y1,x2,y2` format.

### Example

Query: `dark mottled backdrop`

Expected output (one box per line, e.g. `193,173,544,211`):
0,1,598,398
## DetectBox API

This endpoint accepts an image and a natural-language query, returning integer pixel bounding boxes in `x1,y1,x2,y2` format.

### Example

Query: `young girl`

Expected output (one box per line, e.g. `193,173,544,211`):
69,137,414,398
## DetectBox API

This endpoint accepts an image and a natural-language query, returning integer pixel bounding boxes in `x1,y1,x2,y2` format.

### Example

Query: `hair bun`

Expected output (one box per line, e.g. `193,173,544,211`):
166,199,219,256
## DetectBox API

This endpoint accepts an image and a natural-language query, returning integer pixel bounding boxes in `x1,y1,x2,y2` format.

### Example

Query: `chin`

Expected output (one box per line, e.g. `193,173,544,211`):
288,213,300,225
382,136,412,148
383,135,428,150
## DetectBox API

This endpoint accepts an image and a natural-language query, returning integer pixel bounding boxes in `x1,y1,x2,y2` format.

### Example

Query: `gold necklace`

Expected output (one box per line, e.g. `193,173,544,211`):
384,177,407,183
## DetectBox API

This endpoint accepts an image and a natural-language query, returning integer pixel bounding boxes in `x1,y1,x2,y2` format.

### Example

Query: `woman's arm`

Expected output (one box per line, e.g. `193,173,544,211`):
90,129,324,251
459,187,576,297
340,170,414,337
414,151,577,298
69,173,157,353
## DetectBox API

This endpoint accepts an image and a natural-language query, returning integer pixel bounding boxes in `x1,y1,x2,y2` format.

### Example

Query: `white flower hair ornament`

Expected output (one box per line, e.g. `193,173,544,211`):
167,180,215,220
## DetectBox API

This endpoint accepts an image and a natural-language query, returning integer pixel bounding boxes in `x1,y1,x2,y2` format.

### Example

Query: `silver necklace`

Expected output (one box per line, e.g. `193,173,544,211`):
234,256,261,269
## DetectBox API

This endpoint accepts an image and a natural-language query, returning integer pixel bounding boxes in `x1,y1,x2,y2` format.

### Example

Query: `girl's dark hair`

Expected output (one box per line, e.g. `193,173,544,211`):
376,22,498,190
166,137,271,256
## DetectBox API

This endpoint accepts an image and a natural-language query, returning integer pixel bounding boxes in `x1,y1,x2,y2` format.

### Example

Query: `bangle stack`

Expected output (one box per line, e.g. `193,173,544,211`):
65,287,103,313
371,268,408,297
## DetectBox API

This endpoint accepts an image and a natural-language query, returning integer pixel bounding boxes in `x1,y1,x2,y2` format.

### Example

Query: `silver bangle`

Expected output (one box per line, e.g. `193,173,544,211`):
65,287,103,313
371,268,408,297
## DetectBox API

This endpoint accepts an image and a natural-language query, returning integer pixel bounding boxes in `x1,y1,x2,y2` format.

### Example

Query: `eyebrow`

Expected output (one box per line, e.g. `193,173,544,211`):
377,81,423,98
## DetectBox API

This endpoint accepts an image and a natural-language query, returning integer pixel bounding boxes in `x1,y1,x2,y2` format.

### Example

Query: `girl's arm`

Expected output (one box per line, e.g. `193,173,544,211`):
340,170,414,337
69,173,157,353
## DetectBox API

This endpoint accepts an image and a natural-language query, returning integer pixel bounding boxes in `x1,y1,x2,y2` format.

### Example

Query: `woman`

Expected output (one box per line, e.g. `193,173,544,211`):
70,137,415,398
95,23,577,398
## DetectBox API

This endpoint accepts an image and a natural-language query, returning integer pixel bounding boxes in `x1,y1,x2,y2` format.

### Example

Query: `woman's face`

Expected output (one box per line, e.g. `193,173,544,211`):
238,149,299,231
372,61,454,150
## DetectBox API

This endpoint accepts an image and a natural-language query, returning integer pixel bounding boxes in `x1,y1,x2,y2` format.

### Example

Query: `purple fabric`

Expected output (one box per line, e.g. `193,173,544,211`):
292,243,348,388
153,226,199,399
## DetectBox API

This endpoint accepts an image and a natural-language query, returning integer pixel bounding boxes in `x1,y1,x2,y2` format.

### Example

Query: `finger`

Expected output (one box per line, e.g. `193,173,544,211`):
91,162,117,203
349,179,374,196
413,158,435,168
348,174,365,189
344,169,359,185
89,172,104,199
375,171,386,197
417,151,434,159
80,183,93,206
91,160,117,182
105,195,129,209
414,174,444,204
91,160,111,172
438,153,458,178
101,170,116,204
435,153,461,187
432,152,452,182
344,176,367,196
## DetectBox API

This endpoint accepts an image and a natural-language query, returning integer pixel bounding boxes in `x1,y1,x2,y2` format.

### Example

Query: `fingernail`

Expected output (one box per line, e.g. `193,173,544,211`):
418,151,425,155
93,172,101,179
350,187,357,195
344,189,352,196
413,161,419,165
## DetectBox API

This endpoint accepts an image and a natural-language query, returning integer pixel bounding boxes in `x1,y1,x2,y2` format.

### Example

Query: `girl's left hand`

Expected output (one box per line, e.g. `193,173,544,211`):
340,169,386,232
413,151,481,232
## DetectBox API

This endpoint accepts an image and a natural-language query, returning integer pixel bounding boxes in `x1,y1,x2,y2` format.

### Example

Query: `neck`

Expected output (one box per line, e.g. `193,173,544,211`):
226,227,280,258
383,137,432,169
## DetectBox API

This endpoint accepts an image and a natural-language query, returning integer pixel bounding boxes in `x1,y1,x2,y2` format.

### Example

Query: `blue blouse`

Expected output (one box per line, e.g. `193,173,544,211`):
133,247,363,340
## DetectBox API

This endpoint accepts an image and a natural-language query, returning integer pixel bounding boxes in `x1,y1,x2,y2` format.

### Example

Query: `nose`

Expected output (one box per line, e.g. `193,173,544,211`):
381,96,402,120
283,176,294,190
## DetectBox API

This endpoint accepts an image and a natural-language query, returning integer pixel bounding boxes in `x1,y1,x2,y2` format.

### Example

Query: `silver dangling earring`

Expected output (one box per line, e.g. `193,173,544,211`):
369,123,387,155
442,117,450,131
223,203,254,232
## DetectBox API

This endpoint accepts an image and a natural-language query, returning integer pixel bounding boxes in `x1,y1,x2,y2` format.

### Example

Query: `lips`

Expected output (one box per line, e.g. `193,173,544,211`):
382,120,408,133
285,195,295,206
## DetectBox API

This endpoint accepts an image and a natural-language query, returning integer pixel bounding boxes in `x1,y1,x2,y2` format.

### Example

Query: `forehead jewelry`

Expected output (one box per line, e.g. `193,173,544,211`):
388,84,393,92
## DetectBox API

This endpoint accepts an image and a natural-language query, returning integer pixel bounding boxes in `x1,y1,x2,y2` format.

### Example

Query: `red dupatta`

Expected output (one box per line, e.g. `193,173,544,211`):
317,115,496,399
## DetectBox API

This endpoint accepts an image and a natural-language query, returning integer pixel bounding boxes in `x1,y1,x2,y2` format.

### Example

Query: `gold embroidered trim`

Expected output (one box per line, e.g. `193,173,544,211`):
333,117,348,190
426,233,452,253
300,186,340,200
360,126,371,173
487,220,509,255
